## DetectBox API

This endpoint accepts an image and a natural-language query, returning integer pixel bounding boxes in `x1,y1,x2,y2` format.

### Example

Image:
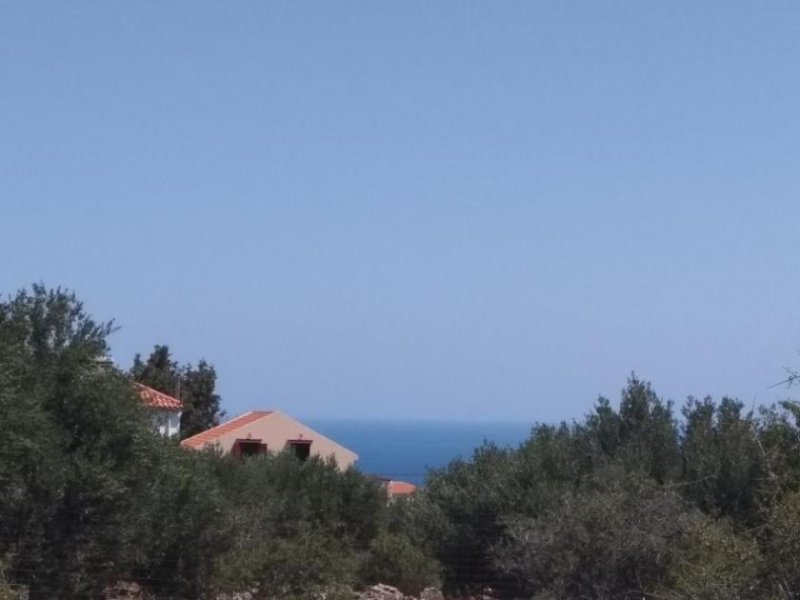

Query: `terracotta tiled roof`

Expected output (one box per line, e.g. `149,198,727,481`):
180,411,274,449
135,384,183,410
387,480,417,496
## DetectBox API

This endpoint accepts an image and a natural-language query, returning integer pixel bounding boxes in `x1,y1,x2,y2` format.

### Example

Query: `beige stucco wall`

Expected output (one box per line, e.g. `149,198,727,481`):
204,411,358,470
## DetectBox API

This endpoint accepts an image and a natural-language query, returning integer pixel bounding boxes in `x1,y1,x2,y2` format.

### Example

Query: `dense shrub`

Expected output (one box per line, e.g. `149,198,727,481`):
0,287,236,599
0,287,387,599
406,376,800,597
764,490,800,595
360,532,442,595
211,453,387,599
492,472,695,598
213,534,358,600
222,452,386,546
7,286,800,599
663,519,763,600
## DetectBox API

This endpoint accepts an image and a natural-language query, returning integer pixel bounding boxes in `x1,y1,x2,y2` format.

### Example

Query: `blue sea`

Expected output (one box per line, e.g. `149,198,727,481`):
305,419,534,485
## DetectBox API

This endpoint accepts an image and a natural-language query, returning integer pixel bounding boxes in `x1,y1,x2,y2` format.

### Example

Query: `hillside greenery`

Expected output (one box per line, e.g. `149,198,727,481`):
2,285,800,599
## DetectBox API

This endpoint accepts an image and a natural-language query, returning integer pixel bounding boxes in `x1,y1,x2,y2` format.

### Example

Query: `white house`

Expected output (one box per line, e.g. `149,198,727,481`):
136,383,183,437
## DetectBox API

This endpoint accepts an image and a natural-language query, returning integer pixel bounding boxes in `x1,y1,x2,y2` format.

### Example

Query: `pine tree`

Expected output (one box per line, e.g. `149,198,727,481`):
130,344,180,396
130,345,225,439
180,359,225,439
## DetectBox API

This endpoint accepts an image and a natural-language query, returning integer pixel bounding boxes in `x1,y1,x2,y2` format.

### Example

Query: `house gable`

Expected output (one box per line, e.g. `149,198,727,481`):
180,410,273,449
180,410,358,470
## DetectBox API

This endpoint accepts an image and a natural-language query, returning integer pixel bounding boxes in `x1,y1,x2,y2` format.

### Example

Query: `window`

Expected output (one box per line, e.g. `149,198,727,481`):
232,439,266,459
288,440,312,462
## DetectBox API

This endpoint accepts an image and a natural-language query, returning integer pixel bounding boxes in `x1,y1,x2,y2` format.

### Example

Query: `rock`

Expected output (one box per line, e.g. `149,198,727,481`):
357,584,449,600
419,588,445,600
214,591,255,600
362,584,398,599
103,581,144,599
359,584,407,600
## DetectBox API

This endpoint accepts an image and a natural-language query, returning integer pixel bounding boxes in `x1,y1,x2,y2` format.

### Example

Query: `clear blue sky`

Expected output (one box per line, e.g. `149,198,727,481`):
2,2,799,421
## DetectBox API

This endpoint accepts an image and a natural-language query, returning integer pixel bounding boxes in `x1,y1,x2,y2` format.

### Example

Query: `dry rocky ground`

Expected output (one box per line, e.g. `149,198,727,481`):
99,581,497,600
358,584,496,600
359,584,444,600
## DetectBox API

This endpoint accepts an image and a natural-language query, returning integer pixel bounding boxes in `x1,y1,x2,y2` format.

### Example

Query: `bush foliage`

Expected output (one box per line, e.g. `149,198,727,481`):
4,285,800,598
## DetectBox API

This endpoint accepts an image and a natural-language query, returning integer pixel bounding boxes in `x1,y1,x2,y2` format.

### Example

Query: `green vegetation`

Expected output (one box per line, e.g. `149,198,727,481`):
2,284,800,598
0,286,425,599
131,344,225,440
405,382,800,598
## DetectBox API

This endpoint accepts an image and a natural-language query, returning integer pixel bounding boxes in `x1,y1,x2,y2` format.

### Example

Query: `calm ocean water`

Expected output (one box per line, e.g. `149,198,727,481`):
305,419,534,485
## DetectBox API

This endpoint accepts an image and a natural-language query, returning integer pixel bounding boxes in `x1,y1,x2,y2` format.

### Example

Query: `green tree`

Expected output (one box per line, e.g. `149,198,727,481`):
421,442,520,592
130,344,180,395
130,345,225,439
680,397,766,523
492,472,697,599
211,452,387,599
0,287,231,599
213,534,357,600
615,374,680,483
764,490,800,595
664,518,763,600
0,286,147,597
180,359,224,439
360,532,442,595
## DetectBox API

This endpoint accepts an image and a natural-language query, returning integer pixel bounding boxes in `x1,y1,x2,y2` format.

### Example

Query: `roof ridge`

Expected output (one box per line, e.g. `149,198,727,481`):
180,409,274,448
135,382,183,410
